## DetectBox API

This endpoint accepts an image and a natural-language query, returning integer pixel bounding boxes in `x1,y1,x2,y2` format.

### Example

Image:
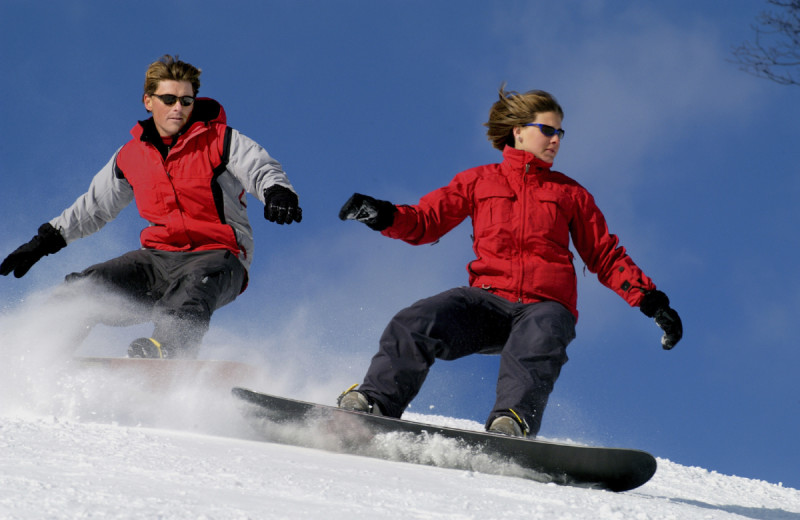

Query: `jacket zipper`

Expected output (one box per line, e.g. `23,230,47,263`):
517,163,530,302
159,146,193,247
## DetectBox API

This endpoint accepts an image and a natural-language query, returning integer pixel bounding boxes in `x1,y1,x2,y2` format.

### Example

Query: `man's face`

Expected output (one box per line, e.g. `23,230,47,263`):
143,80,195,137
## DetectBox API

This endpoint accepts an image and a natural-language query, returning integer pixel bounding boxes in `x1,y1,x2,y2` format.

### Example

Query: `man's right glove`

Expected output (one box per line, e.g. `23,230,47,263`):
639,289,683,350
0,223,67,278
338,193,397,231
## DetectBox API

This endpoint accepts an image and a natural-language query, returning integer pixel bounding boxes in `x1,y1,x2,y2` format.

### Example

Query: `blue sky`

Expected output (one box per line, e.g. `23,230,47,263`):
1,1,799,489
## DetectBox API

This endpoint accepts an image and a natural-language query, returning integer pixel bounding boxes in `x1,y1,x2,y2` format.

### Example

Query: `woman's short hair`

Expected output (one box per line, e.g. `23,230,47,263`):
484,84,564,151
143,55,202,98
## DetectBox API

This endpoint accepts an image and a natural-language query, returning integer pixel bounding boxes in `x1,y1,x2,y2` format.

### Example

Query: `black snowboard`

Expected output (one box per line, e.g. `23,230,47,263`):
232,388,656,492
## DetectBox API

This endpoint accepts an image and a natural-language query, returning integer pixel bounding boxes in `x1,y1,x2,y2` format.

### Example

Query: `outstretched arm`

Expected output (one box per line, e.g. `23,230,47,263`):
2,152,133,278
571,188,682,349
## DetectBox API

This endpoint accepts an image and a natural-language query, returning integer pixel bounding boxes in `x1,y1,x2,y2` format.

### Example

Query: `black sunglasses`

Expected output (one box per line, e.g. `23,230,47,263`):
151,94,195,107
524,123,565,140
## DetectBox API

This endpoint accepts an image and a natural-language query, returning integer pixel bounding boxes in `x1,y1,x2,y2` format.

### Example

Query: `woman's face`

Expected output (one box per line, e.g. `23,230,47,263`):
513,111,563,164
143,80,195,137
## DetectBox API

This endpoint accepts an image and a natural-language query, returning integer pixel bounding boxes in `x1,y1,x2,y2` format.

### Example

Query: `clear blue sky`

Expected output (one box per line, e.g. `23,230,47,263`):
1,1,798,489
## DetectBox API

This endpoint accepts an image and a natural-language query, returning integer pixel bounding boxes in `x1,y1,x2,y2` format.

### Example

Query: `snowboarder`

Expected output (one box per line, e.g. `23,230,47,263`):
337,85,682,437
0,55,302,359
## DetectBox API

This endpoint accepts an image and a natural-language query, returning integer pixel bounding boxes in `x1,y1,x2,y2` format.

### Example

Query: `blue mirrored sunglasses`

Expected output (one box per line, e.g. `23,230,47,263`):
524,123,565,140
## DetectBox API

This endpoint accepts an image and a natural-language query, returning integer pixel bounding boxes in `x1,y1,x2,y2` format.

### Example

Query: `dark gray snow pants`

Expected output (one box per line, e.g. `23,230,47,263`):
359,287,576,436
63,248,246,357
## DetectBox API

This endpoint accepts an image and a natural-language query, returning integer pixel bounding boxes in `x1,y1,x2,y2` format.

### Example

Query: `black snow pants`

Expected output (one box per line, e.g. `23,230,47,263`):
359,287,576,436
62,248,246,357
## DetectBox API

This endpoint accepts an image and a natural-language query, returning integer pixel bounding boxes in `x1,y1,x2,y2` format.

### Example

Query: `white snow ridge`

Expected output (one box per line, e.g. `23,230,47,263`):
0,302,798,519
1,371,798,518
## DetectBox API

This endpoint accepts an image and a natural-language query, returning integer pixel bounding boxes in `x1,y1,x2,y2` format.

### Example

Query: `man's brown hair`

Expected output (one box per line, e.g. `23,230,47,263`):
143,55,202,98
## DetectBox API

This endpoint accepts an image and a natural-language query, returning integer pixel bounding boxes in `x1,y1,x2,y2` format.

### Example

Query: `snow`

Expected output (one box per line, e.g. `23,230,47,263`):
1,296,798,519
1,364,799,519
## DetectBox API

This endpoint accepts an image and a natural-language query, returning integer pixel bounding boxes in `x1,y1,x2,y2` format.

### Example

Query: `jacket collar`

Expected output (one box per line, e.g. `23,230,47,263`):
131,97,227,144
501,145,553,175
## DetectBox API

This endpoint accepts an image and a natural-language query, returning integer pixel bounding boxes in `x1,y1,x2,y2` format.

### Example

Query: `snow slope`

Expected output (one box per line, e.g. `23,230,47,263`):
1,296,798,519
3,413,798,520
1,361,798,519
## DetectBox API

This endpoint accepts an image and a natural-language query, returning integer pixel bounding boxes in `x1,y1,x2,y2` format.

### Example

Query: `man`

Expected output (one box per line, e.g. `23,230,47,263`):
337,86,682,437
0,55,302,359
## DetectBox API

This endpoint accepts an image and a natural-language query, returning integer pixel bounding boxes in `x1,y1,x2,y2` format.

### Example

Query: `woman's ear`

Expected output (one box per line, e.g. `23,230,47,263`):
512,126,522,146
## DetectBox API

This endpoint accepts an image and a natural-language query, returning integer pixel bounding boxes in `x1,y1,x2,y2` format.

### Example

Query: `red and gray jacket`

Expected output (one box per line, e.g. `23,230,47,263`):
50,98,296,272
382,146,656,320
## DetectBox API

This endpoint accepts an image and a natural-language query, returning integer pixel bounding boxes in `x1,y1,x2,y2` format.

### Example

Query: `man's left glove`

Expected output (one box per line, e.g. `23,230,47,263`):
0,223,67,278
264,185,302,225
640,290,683,350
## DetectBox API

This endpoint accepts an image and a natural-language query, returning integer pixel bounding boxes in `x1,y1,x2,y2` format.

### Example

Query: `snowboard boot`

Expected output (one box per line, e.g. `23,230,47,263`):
127,337,171,359
337,385,383,415
488,411,529,437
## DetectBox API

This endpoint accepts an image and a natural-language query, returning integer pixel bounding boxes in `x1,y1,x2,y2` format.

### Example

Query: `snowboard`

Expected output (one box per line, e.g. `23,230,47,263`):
232,387,657,492
74,357,261,390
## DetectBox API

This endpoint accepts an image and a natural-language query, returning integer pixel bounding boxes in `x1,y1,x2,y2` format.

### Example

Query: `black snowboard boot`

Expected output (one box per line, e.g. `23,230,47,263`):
488,411,530,437
127,337,171,359
337,386,383,415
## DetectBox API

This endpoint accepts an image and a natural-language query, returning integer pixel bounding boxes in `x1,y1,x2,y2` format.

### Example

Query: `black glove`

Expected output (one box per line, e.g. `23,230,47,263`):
0,223,67,278
640,290,683,350
263,185,302,225
338,193,397,231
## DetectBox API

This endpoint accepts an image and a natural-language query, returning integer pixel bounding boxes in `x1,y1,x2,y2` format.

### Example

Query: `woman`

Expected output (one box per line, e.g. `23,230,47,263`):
337,86,682,437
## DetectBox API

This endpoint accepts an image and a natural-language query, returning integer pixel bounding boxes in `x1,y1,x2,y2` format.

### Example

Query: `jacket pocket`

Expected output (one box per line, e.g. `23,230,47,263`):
531,189,571,237
474,184,516,227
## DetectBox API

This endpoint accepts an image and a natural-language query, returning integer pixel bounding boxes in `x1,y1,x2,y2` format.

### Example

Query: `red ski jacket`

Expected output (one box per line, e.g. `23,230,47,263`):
115,98,238,256
50,98,296,274
382,146,656,320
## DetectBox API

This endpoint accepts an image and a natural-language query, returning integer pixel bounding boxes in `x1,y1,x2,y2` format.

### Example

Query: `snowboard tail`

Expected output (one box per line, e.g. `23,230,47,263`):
232,387,656,492
74,357,261,390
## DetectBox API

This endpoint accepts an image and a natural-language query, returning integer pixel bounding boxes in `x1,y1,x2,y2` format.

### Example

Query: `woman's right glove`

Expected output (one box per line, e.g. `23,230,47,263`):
639,290,683,350
338,193,397,231
0,223,67,278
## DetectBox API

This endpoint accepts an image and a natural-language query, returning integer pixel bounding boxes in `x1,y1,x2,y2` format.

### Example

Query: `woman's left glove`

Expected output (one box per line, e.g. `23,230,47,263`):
264,185,302,224
640,290,683,350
